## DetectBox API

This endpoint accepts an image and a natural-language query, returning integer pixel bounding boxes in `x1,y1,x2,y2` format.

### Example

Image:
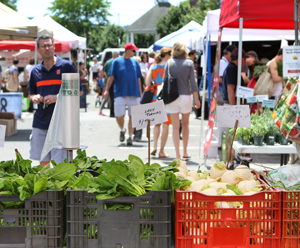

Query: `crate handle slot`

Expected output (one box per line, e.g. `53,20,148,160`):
103,202,134,210
224,221,233,228
6,218,16,226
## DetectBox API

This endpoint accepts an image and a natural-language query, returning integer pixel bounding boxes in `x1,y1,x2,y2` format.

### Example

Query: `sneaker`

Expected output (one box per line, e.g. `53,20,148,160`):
120,129,126,142
127,137,133,146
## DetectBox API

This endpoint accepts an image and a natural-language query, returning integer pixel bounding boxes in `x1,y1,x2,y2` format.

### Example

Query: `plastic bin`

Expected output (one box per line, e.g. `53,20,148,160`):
281,191,300,248
175,188,282,248
0,190,66,248
260,172,300,248
66,190,172,248
0,92,23,118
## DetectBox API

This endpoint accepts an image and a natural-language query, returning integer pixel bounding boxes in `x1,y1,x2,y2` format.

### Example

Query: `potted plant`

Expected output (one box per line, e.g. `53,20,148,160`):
265,119,279,145
236,127,251,145
251,119,268,146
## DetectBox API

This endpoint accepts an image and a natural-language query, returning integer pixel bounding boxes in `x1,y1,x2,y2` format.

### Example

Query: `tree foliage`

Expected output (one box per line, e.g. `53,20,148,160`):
0,0,18,11
134,34,155,49
156,0,219,38
90,24,124,53
48,0,111,52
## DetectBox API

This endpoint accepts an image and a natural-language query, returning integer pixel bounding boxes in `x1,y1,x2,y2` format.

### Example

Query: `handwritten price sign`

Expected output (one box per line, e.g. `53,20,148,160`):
217,105,251,127
131,101,168,130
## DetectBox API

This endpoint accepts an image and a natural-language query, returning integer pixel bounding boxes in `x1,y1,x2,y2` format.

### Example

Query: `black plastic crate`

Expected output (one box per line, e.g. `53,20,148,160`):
0,190,65,248
67,190,171,248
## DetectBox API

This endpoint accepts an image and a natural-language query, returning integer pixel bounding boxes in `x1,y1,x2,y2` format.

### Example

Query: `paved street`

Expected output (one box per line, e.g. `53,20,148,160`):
1,90,283,171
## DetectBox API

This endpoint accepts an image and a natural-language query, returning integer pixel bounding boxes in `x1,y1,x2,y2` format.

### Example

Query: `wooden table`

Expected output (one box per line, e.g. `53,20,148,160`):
232,141,297,165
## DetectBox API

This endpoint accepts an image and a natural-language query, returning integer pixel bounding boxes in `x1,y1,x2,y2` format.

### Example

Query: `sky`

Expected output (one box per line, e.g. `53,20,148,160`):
16,0,183,27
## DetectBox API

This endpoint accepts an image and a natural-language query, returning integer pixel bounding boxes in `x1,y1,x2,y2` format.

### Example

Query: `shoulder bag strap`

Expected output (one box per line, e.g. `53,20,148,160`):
167,60,171,94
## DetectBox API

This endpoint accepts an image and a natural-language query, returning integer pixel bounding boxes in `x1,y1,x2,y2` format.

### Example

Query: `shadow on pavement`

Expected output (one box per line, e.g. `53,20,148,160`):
5,129,31,142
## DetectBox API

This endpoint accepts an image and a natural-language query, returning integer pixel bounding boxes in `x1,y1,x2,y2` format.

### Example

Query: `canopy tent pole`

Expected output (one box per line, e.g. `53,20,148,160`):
237,17,243,106
84,49,87,68
34,44,37,65
200,36,209,166
295,0,300,45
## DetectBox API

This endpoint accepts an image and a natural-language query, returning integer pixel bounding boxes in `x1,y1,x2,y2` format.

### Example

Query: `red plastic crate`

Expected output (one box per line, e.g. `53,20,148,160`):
259,172,300,248
281,191,300,248
175,188,282,248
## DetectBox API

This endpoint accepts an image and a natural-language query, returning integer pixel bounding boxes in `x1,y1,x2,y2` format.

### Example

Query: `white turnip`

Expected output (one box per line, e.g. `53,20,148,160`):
234,165,252,180
220,170,242,185
187,171,199,180
237,180,257,193
210,161,227,179
174,172,186,179
189,179,215,192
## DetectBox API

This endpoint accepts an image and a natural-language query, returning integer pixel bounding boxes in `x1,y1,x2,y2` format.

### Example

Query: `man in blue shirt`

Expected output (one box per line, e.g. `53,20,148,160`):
222,48,248,105
103,43,142,145
29,34,81,166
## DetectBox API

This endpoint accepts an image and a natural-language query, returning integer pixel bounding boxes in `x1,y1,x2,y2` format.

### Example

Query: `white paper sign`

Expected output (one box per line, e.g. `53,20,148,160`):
131,101,168,130
256,95,269,102
236,86,254,98
217,105,251,128
283,46,300,78
0,124,6,148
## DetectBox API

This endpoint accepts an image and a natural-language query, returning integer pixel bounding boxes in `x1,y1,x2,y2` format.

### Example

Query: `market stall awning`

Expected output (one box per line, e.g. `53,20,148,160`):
219,0,294,29
0,3,53,40
30,15,86,50
204,9,295,42
153,21,204,51
0,39,70,52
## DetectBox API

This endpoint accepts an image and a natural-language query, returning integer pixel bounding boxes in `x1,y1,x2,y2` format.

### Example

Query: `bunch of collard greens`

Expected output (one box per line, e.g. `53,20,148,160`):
0,149,191,208
69,153,191,202
0,150,77,208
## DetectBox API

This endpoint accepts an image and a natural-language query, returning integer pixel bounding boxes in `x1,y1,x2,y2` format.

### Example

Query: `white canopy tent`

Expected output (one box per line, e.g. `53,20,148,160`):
153,20,204,51
30,15,86,50
0,2,52,41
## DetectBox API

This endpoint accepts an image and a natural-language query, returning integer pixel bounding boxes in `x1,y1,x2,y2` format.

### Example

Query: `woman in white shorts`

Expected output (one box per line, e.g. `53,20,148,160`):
164,42,201,159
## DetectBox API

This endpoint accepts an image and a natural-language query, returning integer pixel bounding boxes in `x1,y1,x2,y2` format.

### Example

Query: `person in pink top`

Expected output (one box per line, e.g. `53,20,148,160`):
147,51,156,69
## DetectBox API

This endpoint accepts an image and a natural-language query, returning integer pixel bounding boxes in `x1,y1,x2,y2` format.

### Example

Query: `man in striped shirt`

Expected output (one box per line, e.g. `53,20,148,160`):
29,34,81,166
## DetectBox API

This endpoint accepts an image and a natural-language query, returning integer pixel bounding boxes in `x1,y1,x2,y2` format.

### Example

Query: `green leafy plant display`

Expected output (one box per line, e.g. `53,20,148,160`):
233,108,280,142
69,153,191,203
0,150,77,208
0,150,192,209
254,65,268,77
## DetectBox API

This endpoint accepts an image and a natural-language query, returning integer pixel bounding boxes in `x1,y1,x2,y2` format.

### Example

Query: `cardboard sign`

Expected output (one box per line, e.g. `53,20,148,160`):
0,124,6,147
247,96,257,103
283,46,300,78
262,99,275,108
236,86,254,98
131,101,168,130
217,105,251,128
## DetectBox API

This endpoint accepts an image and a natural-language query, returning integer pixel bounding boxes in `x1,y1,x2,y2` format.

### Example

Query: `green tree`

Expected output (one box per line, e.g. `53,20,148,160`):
48,0,111,48
134,34,155,49
156,0,219,38
90,24,124,53
0,0,18,11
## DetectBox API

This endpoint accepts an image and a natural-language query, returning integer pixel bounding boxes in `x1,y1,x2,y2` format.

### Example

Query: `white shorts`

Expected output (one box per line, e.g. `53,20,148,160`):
165,95,193,114
29,128,67,163
114,96,140,117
